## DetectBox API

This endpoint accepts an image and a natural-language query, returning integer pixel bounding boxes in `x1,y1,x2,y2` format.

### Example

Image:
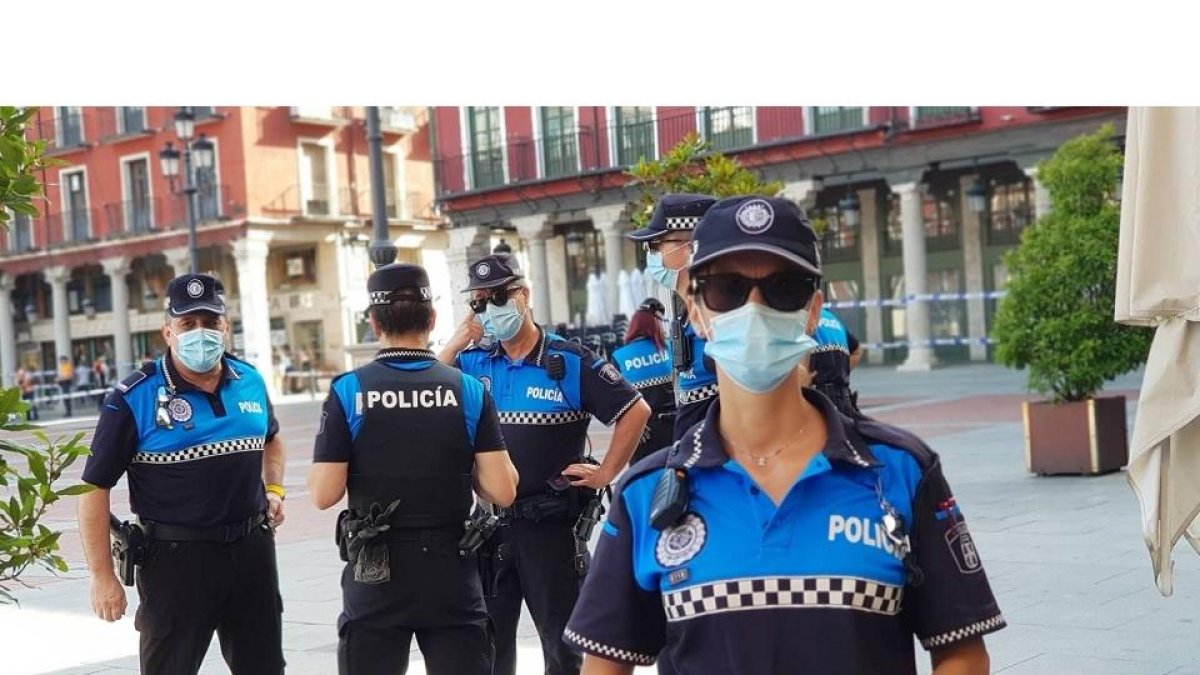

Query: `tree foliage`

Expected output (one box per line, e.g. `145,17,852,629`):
992,124,1152,402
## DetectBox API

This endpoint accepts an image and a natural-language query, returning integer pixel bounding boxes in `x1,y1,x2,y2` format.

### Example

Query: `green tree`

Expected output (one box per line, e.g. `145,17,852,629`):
992,124,1152,402
626,132,784,225
0,105,94,604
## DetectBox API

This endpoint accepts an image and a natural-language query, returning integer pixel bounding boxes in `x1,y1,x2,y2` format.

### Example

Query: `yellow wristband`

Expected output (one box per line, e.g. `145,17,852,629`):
265,484,286,500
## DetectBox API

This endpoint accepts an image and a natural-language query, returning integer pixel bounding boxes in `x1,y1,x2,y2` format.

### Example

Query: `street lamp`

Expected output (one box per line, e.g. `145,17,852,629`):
493,238,513,254
23,302,37,323
82,297,96,319
159,107,215,275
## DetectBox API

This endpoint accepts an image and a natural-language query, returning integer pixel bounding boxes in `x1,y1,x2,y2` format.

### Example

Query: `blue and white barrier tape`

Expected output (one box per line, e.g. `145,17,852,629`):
861,336,997,351
825,291,1007,310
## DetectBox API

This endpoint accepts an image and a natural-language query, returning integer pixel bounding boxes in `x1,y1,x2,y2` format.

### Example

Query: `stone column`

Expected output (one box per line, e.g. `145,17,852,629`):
1025,166,1052,220
43,266,73,366
959,175,988,362
589,204,626,320
513,216,553,325
163,246,191,278
445,225,492,324
893,182,936,371
0,275,16,388
101,257,134,378
857,188,886,365
231,232,276,396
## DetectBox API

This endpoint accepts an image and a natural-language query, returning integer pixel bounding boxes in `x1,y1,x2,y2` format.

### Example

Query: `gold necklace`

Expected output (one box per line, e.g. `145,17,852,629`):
740,430,806,467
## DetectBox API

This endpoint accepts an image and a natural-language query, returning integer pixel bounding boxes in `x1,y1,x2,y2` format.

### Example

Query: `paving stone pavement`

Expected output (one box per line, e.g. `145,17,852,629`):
5,363,1198,674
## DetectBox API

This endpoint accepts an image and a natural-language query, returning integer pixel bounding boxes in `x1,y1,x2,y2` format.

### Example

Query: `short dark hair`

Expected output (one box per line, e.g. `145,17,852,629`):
371,300,433,336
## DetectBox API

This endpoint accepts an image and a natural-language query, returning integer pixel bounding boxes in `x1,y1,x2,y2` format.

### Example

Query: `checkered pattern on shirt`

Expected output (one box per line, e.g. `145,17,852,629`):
497,410,591,425
630,374,673,390
677,382,719,406
920,614,1006,648
663,576,904,621
133,437,266,465
563,628,656,665
665,215,700,230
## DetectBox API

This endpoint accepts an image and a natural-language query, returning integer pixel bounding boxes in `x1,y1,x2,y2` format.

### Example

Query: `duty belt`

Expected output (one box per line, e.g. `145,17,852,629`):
140,512,267,544
495,491,570,522
677,382,719,406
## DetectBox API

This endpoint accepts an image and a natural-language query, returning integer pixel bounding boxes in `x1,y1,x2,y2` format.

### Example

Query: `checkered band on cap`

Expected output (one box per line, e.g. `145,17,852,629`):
133,437,266,465
662,576,904,622
665,215,701,230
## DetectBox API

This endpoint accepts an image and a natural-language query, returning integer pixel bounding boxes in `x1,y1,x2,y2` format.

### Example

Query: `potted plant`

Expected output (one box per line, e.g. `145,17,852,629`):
992,124,1153,475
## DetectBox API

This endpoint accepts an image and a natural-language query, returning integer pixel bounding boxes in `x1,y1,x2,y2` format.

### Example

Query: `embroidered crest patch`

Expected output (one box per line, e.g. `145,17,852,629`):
735,199,774,234
656,512,707,567
167,397,194,423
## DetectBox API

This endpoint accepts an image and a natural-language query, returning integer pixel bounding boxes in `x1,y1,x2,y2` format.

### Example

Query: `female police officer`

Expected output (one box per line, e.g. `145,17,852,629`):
308,263,519,675
565,196,1004,675
611,298,675,463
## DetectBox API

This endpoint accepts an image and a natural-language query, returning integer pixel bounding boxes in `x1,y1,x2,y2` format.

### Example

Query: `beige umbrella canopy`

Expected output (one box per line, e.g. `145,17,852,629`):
1115,106,1200,596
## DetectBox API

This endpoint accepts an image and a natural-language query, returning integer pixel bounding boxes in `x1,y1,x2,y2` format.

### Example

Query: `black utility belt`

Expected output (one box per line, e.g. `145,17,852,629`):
496,491,572,521
140,513,266,544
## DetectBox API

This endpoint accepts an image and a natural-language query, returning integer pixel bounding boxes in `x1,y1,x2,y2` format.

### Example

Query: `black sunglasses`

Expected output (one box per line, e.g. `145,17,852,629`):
469,287,520,314
643,238,692,253
692,272,819,313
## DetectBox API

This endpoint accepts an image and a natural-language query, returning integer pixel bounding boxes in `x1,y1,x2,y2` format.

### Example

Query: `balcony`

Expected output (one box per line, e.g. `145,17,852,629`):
380,107,418,133
263,183,339,219
811,107,867,135
910,106,980,130
29,110,88,155
95,107,155,143
104,197,159,235
289,106,345,127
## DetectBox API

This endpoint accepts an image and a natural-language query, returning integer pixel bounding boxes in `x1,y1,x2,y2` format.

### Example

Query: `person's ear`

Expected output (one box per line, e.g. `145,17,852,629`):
687,296,711,340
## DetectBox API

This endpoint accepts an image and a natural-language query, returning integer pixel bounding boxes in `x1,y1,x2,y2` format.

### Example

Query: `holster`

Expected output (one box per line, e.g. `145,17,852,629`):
477,533,504,598
109,513,146,587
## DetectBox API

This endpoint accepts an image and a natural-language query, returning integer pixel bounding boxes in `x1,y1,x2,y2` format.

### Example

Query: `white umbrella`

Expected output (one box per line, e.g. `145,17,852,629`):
596,271,611,325
1115,106,1200,596
585,273,604,327
618,270,637,318
630,268,647,306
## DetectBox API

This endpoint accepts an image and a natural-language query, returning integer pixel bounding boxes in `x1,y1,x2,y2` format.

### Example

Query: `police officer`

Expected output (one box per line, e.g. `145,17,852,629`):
438,253,651,675
77,273,287,675
809,305,865,416
566,196,1004,674
625,194,718,442
308,263,519,675
611,298,675,463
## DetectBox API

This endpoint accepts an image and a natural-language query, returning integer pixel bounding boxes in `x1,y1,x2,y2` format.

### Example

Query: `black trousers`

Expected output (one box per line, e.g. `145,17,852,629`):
338,621,493,675
135,523,284,675
487,517,586,675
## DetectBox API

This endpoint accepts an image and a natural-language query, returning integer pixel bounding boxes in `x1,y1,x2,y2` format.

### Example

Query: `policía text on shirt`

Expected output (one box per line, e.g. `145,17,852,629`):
360,387,460,410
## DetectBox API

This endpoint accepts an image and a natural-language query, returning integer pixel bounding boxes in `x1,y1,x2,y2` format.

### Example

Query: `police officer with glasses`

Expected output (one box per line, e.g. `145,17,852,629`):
77,273,287,675
566,196,1004,675
309,262,518,675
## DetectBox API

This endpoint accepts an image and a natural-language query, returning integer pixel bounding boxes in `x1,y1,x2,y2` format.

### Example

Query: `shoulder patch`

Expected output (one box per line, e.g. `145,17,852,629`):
115,369,149,393
854,417,937,470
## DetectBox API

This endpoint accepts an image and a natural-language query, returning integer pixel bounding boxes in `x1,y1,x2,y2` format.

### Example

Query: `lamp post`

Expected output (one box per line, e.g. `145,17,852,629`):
158,108,215,275
366,107,397,268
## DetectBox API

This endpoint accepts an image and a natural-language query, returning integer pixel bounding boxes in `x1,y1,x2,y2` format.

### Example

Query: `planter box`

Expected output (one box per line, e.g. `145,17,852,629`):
1022,396,1129,475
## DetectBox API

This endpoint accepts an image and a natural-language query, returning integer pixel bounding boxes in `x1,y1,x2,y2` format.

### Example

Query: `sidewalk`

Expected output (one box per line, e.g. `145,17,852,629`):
6,363,1200,674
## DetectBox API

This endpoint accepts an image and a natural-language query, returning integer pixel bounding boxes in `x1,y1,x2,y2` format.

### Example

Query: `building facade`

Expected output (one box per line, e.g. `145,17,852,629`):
428,106,1127,367
0,106,450,391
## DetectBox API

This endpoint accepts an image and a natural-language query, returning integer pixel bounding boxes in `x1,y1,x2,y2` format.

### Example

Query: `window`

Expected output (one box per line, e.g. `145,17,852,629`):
195,140,220,221
614,106,655,165
563,228,605,325
467,106,504,189
281,247,318,285
62,169,89,242
192,106,215,118
913,107,973,125
382,153,399,218
811,107,865,135
700,107,753,151
926,269,964,339
12,212,34,252
300,142,331,216
118,107,146,134
57,106,83,147
811,203,859,262
541,107,577,178
922,187,960,250
986,179,1034,245
124,157,152,232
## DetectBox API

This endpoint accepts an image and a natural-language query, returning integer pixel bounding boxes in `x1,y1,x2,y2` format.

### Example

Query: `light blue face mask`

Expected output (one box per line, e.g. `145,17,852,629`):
174,327,226,373
645,250,681,292
701,303,819,394
482,300,527,341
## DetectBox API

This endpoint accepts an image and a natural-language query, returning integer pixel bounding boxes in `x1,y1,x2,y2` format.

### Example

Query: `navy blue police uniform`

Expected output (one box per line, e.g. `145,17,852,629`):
811,306,862,416
566,194,1005,673
82,274,284,675
624,194,719,443
313,263,508,675
611,300,675,463
455,254,644,675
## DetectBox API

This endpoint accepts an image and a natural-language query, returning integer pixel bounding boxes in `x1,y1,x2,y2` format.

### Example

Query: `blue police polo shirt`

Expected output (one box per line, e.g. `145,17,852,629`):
83,354,280,527
313,349,506,461
676,324,717,406
565,389,1005,673
811,306,853,388
611,337,672,391
456,328,643,498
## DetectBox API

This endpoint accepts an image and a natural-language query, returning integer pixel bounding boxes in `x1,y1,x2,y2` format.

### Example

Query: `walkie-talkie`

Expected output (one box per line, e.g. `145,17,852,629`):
670,295,692,373
546,353,566,381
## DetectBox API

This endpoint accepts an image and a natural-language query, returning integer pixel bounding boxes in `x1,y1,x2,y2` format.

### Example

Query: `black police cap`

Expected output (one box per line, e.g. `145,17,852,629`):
166,274,226,317
638,297,666,319
368,263,432,305
464,253,523,292
689,195,822,276
626,193,717,242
